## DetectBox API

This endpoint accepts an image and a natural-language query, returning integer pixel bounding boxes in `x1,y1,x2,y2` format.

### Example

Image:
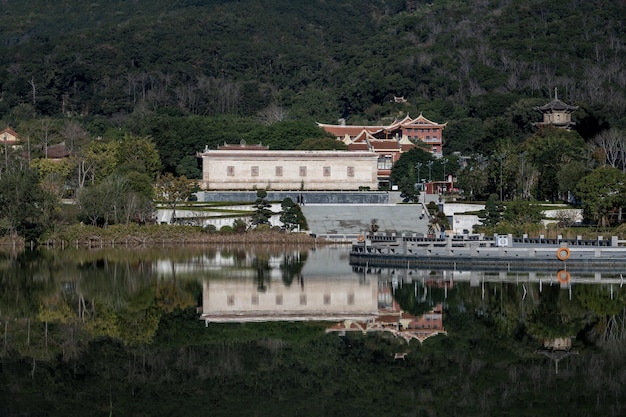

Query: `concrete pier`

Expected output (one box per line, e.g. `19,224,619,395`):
350,234,626,272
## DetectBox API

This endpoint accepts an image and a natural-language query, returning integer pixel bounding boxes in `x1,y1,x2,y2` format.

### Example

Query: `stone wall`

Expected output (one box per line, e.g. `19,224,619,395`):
197,190,391,204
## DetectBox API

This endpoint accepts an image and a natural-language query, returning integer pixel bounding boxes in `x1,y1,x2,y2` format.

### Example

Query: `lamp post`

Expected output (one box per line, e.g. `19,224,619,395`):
415,162,422,188
442,158,447,182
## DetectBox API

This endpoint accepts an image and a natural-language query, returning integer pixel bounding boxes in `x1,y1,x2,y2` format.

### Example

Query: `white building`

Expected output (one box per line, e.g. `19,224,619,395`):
197,143,378,191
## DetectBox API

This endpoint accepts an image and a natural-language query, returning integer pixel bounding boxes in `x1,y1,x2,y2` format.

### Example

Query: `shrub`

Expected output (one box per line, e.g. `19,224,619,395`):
220,225,233,233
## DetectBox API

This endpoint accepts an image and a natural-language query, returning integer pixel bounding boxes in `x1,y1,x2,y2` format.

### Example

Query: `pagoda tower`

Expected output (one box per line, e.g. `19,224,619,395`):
534,88,578,130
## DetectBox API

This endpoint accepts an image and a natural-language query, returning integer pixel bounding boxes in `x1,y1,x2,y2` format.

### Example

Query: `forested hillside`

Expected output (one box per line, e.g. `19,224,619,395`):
2,0,626,237
2,1,625,136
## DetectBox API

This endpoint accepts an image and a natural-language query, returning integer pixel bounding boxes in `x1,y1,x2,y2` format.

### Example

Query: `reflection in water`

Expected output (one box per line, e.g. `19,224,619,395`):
198,261,448,343
200,275,378,323
2,246,626,416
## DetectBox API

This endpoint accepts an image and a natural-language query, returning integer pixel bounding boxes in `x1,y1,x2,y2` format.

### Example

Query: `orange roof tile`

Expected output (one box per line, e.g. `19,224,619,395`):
369,141,400,150
347,143,370,151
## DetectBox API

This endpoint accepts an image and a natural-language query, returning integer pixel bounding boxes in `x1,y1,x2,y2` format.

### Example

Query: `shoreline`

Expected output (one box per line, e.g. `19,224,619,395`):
0,226,331,250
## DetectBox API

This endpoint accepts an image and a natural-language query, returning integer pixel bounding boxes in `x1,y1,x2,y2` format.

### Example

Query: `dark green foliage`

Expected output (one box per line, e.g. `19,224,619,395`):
1,0,624,144
576,166,626,226
243,121,332,150
232,218,248,233
397,176,420,203
125,115,259,175
456,155,489,200
250,189,273,227
478,193,504,228
295,137,348,150
279,197,300,231
77,173,153,226
390,148,436,186
522,127,587,201
0,168,56,240
502,199,544,224
444,117,485,155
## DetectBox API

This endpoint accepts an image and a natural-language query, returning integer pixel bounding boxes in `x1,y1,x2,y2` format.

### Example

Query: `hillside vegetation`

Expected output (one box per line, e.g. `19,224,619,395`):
1,1,625,141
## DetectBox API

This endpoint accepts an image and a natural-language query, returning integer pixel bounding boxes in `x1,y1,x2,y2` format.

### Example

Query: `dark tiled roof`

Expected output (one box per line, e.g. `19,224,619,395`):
535,98,578,112
46,142,71,159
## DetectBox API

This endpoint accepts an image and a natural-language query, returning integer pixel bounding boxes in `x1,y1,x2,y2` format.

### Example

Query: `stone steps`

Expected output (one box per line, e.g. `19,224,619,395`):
300,204,431,237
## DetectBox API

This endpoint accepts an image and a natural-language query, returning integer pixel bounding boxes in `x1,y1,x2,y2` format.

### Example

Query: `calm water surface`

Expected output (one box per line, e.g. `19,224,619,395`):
0,244,625,416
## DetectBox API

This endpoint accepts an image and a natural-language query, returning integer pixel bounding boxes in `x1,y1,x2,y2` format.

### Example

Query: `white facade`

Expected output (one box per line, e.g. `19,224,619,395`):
200,277,379,323
198,149,378,191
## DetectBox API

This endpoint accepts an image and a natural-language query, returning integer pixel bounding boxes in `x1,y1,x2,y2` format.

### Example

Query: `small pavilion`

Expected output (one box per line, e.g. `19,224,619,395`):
534,88,578,130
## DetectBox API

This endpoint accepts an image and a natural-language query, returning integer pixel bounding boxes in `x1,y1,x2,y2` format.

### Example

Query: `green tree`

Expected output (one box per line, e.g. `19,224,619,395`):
502,199,544,224
154,173,198,223
390,148,435,187
74,139,118,188
522,127,586,202
456,155,489,200
478,193,504,228
575,166,626,226
444,117,484,154
232,218,248,233
78,173,153,226
557,160,587,202
116,135,161,179
0,168,57,240
295,137,347,150
30,157,74,198
398,176,420,203
250,189,273,227
243,121,331,150
279,197,300,231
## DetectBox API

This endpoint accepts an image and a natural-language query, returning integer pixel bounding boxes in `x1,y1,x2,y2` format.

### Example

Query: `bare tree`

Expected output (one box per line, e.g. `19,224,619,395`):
257,103,287,125
554,209,580,227
60,121,87,156
593,128,626,171
36,118,58,159
28,78,37,106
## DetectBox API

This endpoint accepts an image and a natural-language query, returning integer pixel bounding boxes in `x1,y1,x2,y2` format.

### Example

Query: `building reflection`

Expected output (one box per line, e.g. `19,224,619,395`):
536,337,579,374
326,283,446,344
199,273,447,344
200,275,379,324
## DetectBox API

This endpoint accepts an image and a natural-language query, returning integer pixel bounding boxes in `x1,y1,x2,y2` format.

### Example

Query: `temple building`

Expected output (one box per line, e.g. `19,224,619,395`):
318,114,447,188
1,127,20,149
197,142,378,191
318,113,446,156
534,88,578,130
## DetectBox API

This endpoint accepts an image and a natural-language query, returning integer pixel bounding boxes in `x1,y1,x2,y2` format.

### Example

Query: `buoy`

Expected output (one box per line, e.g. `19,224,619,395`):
557,247,570,261
557,269,571,284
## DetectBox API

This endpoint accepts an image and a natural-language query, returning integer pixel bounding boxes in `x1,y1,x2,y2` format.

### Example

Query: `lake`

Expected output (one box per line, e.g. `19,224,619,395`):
0,244,625,416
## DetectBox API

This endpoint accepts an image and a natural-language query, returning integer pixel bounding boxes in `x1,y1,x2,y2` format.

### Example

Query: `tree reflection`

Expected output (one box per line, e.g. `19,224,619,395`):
279,251,307,287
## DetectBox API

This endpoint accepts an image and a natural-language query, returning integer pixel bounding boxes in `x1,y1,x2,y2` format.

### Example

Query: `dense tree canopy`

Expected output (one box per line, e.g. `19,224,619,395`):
576,166,626,226
0,168,56,240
